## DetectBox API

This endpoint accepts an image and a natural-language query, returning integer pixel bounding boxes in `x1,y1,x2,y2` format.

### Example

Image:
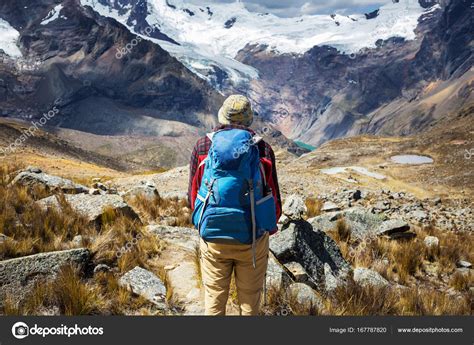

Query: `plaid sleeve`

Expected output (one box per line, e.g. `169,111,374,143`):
187,142,199,207
262,142,282,211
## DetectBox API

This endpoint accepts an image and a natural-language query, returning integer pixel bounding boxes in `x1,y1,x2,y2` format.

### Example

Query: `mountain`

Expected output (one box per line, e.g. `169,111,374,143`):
0,0,223,134
0,0,472,165
73,0,472,147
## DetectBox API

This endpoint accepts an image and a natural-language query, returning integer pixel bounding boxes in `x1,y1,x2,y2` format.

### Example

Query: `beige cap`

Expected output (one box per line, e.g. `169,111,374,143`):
218,94,254,127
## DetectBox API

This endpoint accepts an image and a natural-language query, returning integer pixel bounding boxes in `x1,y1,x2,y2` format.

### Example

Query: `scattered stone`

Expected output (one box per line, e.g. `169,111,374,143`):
89,188,102,195
375,219,410,236
278,214,290,225
93,182,108,192
0,233,7,244
92,178,101,183
72,235,83,247
321,201,340,212
93,264,111,274
423,236,439,249
353,268,389,289
123,181,159,200
410,210,428,221
37,194,140,225
284,262,308,282
283,194,307,220
0,248,90,299
119,266,166,307
457,260,472,269
270,220,350,289
12,168,89,194
288,283,324,312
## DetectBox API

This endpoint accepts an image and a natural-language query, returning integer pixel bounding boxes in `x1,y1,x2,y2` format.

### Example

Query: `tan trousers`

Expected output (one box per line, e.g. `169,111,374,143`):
200,232,269,316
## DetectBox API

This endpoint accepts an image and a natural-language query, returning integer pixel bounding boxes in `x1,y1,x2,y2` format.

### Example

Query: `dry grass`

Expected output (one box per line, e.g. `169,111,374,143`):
2,266,156,316
305,197,323,218
326,280,470,315
0,165,96,260
90,216,165,274
449,272,471,292
128,194,192,227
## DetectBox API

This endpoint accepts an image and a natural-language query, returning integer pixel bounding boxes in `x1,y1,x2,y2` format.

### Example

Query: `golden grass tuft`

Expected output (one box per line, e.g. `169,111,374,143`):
305,197,323,218
128,194,192,227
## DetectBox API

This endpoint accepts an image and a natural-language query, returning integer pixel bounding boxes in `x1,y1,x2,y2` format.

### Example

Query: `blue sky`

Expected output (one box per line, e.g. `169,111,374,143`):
191,0,388,17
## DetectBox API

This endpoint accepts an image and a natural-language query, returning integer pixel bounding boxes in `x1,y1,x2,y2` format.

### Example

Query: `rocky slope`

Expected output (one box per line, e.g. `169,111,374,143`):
237,0,473,146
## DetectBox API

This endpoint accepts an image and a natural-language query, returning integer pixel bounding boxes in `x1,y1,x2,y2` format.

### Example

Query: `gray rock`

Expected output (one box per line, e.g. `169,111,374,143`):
309,208,385,240
37,194,140,225
324,263,346,292
410,210,428,221
119,266,166,307
0,248,90,299
89,188,102,195
12,169,89,194
270,220,350,290
457,260,472,269
72,235,83,247
146,225,198,251
376,219,410,236
321,201,340,212
353,268,389,289
0,233,7,244
25,166,42,174
266,253,293,291
284,262,308,282
423,236,439,248
288,283,324,312
282,194,307,220
123,182,160,200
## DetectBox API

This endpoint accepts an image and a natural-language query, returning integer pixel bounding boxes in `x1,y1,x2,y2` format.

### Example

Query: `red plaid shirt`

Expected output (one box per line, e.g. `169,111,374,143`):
188,124,282,219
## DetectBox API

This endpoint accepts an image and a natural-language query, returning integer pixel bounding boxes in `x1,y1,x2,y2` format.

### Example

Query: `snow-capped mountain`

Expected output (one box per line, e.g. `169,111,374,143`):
79,0,438,89
0,0,471,154
0,18,22,57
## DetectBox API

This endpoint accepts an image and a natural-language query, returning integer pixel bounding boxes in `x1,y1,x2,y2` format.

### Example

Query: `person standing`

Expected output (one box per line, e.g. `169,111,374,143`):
188,94,282,315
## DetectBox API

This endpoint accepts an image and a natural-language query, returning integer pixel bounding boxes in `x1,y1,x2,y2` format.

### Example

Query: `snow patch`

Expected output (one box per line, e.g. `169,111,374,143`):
321,166,386,180
41,4,64,25
0,18,22,57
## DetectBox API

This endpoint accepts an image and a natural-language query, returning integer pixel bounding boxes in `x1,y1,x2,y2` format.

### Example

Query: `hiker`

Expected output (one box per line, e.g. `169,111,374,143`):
188,94,282,316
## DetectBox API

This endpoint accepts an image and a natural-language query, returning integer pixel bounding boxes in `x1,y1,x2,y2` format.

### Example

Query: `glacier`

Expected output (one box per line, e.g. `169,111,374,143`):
80,0,437,88
0,18,22,57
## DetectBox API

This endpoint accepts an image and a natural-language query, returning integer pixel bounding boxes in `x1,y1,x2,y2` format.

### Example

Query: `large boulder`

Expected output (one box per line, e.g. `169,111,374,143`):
11,167,89,194
0,248,90,300
375,219,410,236
269,220,351,290
311,207,413,240
119,266,167,308
282,194,307,220
37,194,140,225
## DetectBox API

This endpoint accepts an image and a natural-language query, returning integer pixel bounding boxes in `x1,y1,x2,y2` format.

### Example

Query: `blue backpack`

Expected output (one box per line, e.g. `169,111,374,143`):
192,129,277,266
